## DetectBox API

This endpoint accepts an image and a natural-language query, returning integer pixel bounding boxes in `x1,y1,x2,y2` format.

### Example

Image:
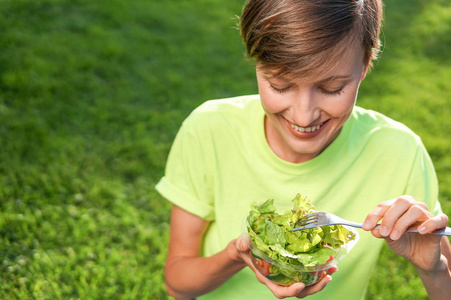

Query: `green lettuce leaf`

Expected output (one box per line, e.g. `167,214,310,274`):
247,194,356,269
264,219,287,246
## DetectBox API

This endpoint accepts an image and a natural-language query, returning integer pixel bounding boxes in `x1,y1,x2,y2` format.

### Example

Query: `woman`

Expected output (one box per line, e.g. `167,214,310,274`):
156,0,451,299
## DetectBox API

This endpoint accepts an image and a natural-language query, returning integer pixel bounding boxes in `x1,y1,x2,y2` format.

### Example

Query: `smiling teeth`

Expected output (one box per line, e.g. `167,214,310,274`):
291,123,322,133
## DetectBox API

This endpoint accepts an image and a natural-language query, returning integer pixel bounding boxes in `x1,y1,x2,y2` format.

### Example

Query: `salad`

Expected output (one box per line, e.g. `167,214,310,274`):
244,194,357,285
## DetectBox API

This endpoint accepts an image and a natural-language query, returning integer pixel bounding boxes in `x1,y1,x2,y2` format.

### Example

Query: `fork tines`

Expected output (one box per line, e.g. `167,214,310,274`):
291,212,319,231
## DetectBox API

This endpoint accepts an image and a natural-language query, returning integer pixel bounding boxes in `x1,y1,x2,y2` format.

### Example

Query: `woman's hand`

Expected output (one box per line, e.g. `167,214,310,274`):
362,195,449,272
234,237,336,299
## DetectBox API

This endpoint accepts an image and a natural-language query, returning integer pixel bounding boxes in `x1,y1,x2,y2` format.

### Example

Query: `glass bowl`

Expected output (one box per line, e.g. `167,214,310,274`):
241,218,359,286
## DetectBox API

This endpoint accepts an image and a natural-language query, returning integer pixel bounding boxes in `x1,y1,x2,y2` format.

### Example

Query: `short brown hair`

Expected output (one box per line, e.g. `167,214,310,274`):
240,0,383,78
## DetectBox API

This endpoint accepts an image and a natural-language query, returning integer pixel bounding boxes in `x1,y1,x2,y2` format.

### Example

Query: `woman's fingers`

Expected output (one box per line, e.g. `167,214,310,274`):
236,236,250,252
362,199,392,230
236,236,335,299
295,274,332,299
363,196,434,239
377,196,418,236
418,214,449,234
270,282,306,299
270,272,332,299
246,261,307,299
386,204,429,240
326,266,338,275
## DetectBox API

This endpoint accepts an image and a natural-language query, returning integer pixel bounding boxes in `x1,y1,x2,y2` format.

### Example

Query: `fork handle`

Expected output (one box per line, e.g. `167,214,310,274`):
412,227,451,236
343,221,364,229
347,224,451,236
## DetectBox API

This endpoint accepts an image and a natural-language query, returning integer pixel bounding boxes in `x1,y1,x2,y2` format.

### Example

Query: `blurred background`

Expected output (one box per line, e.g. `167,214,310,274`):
0,0,449,299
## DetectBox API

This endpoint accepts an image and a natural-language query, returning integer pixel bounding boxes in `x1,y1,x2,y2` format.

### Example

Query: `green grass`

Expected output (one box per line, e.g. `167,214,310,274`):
0,0,449,299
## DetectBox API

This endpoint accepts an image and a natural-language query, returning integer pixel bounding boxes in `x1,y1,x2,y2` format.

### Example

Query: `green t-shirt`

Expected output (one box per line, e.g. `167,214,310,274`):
156,95,441,300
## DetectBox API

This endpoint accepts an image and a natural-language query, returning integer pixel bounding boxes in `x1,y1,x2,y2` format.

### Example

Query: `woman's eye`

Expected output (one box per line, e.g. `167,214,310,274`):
270,85,292,94
319,87,344,96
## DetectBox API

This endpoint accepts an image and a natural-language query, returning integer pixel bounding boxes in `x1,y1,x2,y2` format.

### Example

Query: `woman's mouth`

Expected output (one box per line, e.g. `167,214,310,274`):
290,122,323,133
285,118,328,138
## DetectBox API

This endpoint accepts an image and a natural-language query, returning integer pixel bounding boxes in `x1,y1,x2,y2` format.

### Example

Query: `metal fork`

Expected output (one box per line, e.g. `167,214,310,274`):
291,212,451,236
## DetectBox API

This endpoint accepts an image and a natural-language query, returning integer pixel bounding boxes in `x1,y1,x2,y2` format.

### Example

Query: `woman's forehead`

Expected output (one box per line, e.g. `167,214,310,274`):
258,42,365,83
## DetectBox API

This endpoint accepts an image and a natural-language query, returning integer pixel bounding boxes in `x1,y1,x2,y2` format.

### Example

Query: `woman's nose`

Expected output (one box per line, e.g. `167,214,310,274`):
290,89,321,127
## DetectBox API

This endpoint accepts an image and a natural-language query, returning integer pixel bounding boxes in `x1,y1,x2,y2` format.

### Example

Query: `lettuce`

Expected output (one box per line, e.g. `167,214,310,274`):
247,194,356,270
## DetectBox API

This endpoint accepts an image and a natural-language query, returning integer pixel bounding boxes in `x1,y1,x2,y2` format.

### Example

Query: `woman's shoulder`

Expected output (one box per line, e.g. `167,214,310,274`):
350,106,422,146
183,94,261,128
191,94,261,116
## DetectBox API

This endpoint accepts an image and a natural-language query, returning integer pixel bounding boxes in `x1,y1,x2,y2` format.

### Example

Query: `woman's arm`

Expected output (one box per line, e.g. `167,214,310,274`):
414,237,451,299
165,205,246,300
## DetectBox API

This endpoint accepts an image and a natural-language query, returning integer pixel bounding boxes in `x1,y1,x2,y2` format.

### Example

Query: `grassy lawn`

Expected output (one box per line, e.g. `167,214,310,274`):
0,0,449,299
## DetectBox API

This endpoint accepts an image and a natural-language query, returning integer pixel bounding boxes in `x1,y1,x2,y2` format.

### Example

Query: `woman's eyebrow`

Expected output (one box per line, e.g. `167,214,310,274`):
316,75,354,85
263,75,295,87
262,72,291,81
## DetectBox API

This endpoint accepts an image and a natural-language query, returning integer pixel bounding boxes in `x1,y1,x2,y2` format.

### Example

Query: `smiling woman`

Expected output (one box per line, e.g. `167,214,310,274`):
257,41,367,163
0,0,449,299
155,0,451,300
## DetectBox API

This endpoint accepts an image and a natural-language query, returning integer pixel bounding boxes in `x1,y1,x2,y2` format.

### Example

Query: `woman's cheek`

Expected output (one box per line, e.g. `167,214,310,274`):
260,92,288,114
328,90,359,118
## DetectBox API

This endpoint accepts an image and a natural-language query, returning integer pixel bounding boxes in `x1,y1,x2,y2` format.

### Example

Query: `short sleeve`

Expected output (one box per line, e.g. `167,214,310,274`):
404,137,442,216
155,113,215,221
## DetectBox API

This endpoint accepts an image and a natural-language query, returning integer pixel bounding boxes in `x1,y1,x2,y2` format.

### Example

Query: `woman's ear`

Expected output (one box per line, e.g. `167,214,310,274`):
360,64,370,82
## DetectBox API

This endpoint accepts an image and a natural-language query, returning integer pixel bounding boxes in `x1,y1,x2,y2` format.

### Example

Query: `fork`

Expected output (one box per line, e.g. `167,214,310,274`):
291,212,451,236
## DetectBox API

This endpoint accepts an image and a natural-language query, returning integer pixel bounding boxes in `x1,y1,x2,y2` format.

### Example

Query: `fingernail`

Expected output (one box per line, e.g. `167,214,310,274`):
240,241,246,251
380,226,389,236
362,221,370,230
390,230,399,240
418,226,427,234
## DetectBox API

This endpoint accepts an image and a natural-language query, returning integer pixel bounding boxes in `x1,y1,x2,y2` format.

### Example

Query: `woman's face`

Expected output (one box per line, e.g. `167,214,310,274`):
257,43,367,163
